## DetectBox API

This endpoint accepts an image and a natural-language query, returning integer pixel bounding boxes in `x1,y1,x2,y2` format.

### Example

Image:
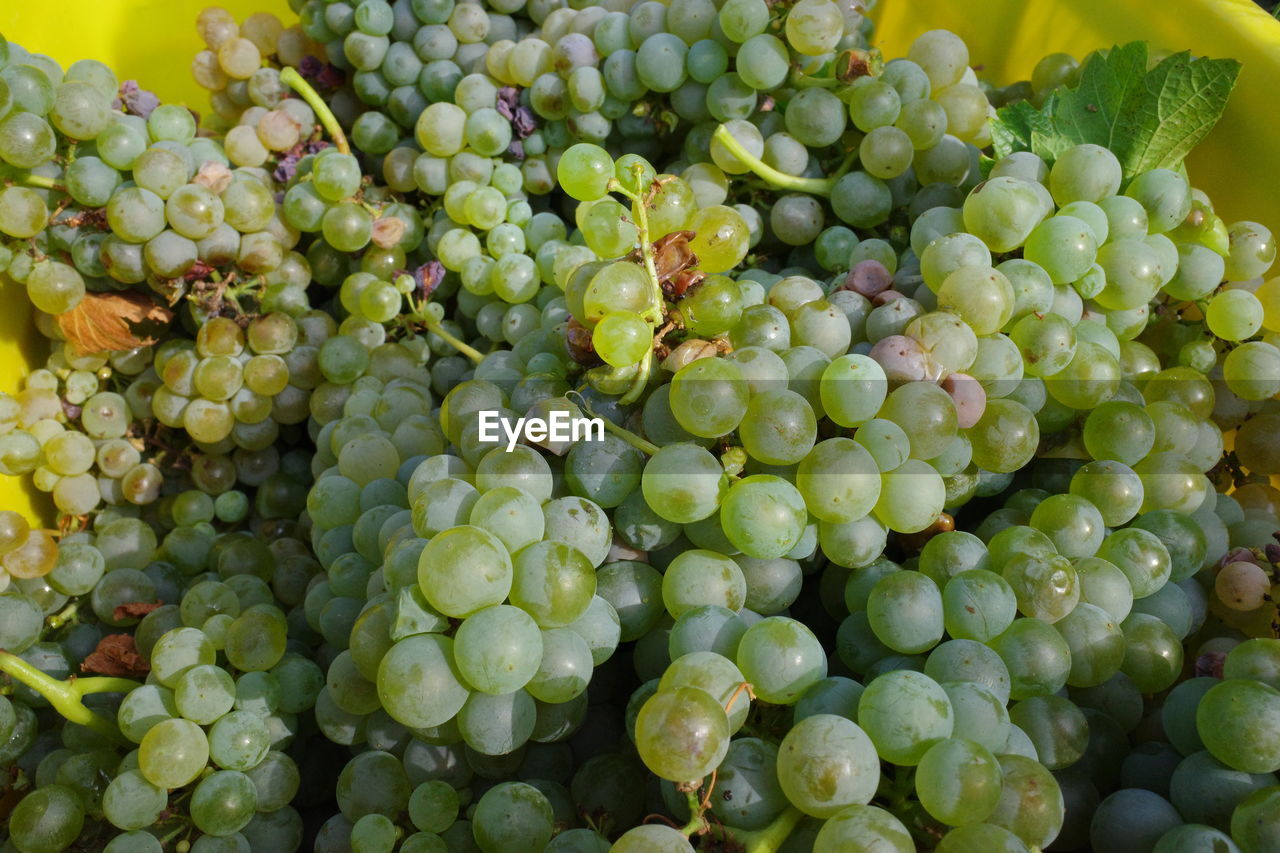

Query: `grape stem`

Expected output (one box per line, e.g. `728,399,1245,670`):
417,314,484,365
15,173,63,191
0,650,137,743
611,163,666,405
712,124,854,196
46,602,78,630
679,788,708,836
279,67,350,155
709,807,805,852
567,392,659,455
619,347,652,406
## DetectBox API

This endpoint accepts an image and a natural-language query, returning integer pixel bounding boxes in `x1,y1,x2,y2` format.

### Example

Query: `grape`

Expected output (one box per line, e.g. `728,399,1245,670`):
813,803,914,852
916,737,1004,826
1197,679,1280,774
1091,789,1183,853
8,785,84,853
635,687,729,782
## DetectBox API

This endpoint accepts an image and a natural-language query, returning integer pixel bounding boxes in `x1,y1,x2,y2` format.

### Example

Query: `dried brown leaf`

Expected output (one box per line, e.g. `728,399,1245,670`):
112,601,164,621
57,292,173,356
81,634,150,679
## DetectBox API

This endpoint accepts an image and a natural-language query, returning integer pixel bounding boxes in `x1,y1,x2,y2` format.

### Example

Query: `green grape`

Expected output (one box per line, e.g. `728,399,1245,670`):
1196,679,1280,774
937,266,1015,335
661,549,745,618
139,717,209,788
1050,144,1122,205
417,525,511,617
874,459,945,534
103,769,168,831
987,756,1064,847
936,823,1031,853
857,670,953,765
376,633,469,729
635,687,729,782
719,475,808,559
1090,788,1183,853
736,616,827,704
610,824,694,852
208,710,271,771
796,437,881,524
1206,289,1264,341
1125,168,1191,234
592,311,651,367
810,803,913,851
916,737,1003,826
1054,602,1125,687
175,663,236,725
867,571,944,654
1069,460,1144,527
191,770,258,837
1121,613,1183,694
687,204,750,273
943,570,1017,642
556,143,613,201
1231,787,1280,853
989,618,1072,700
1007,695,1088,770
962,176,1045,252
510,540,595,627
8,785,84,853
738,389,817,466
776,714,880,817
668,357,749,438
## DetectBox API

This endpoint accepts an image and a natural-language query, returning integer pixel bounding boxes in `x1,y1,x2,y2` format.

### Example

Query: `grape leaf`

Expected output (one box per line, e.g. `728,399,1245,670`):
992,42,1240,181
56,291,174,356
81,633,150,678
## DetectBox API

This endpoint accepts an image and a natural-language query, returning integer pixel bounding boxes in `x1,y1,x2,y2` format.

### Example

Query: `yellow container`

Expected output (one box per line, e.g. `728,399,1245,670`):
2,0,1279,519
870,0,1280,235
0,0,292,519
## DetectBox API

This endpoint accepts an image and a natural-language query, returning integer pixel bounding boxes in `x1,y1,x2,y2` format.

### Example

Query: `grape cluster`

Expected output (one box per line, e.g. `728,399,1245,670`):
1,1,1280,852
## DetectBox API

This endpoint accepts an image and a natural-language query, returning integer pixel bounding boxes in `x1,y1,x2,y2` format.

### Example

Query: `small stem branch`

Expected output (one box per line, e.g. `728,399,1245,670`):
17,174,62,191
73,677,145,696
746,807,805,853
712,124,836,196
420,316,484,365
46,602,78,630
628,164,666,326
568,392,659,455
619,347,652,406
679,788,708,836
0,651,135,743
280,67,350,155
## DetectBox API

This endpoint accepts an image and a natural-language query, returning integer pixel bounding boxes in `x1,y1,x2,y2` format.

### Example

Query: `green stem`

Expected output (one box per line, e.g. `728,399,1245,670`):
712,807,805,853
678,789,708,836
279,67,350,155
421,316,484,365
627,165,666,327
712,124,839,196
568,392,659,456
790,71,839,89
46,602,78,630
18,173,62,191
618,347,652,407
0,651,137,743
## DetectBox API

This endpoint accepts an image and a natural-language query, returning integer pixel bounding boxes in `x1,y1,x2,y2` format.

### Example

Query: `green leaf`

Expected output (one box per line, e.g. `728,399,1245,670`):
1118,50,1242,176
990,41,1241,182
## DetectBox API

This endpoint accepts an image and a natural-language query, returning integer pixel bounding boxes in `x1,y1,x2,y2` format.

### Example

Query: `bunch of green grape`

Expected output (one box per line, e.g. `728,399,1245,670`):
190,7,327,128
5,0,1280,851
